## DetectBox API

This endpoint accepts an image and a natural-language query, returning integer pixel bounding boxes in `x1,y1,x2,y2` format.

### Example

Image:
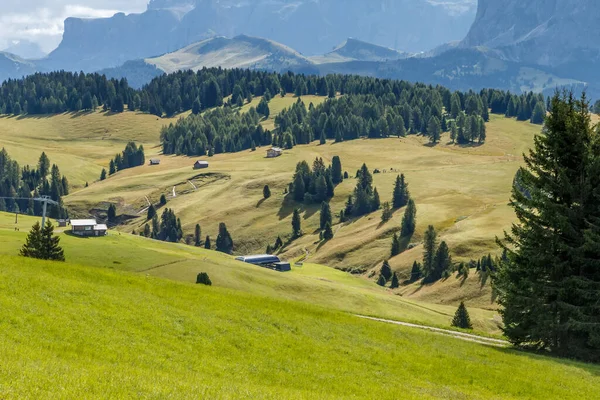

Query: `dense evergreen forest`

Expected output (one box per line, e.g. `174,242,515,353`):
0,68,547,156
0,149,68,218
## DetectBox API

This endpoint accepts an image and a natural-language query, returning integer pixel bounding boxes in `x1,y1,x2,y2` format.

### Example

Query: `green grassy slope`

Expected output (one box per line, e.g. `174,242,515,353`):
1,255,599,399
0,212,499,334
0,98,540,310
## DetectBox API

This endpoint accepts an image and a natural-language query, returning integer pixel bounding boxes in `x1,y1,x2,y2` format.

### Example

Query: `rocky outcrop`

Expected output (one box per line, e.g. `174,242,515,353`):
461,0,600,67
0,52,36,83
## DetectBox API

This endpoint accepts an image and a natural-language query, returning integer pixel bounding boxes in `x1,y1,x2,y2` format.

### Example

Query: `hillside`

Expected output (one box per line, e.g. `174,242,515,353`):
0,90,541,310
0,211,498,333
2,252,599,398
147,35,313,74
310,38,410,64
0,52,36,83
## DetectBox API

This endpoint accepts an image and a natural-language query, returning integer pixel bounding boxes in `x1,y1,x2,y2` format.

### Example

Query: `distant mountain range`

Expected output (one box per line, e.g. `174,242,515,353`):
1,0,599,98
2,40,47,60
39,0,476,72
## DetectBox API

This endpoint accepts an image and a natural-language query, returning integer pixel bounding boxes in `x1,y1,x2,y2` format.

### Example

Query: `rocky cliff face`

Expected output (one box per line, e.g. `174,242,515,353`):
461,0,600,67
41,0,476,72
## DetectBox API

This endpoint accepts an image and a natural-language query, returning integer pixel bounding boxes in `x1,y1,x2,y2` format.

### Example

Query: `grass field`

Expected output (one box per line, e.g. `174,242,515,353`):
0,97,541,308
1,254,599,399
0,212,501,334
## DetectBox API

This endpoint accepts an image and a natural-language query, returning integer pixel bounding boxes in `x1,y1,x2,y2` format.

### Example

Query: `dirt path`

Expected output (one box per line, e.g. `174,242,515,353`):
188,181,197,190
172,186,177,198
356,315,509,347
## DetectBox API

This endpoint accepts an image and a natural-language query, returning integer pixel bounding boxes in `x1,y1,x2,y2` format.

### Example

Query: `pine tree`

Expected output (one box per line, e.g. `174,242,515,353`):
194,224,202,246
215,222,234,254
100,168,107,181
320,202,332,230
425,241,451,283
422,225,437,278
392,174,409,208
391,233,401,257
495,93,600,361
21,221,65,261
427,116,441,144
400,199,417,237
109,160,116,175
107,204,117,223
451,302,473,329
320,131,326,145
292,209,302,238
323,222,334,241
381,202,392,222
376,274,387,287
263,185,271,199
196,272,212,286
204,235,211,249
331,156,343,184
380,260,393,281
372,187,381,211
20,222,43,259
147,204,156,221
160,194,167,206
410,261,423,282
390,272,400,289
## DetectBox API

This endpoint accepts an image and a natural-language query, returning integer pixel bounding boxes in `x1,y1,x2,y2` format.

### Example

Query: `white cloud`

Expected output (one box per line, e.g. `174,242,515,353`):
0,1,149,53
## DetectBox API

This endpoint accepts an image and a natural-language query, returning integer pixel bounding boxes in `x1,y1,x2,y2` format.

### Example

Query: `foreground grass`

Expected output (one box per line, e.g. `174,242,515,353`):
0,255,598,399
0,212,500,334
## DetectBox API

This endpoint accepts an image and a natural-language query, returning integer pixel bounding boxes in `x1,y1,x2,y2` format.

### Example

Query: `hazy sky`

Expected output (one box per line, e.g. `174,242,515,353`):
0,1,149,53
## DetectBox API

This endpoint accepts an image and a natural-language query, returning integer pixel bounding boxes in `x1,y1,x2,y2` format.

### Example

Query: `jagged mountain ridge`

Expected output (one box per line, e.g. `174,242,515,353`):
39,0,476,72
461,0,600,67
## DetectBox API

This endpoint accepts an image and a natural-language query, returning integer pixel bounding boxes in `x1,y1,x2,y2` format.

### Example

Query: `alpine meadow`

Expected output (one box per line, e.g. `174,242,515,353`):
1,0,600,398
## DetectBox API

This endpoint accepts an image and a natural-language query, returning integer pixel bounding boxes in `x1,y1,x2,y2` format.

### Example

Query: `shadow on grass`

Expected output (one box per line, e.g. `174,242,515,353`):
276,195,320,221
490,346,600,376
256,198,267,208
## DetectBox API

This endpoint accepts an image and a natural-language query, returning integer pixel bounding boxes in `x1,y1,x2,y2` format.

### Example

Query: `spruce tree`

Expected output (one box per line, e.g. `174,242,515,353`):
204,235,211,249
376,274,387,287
422,225,437,278
427,116,441,144
21,221,65,261
160,194,167,206
495,93,600,361
451,302,473,329
380,260,393,281
147,204,156,221
292,209,302,238
400,199,417,237
215,222,234,254
425,241,451,283
196,272,212,286
107,204,117,223
392,174,409,208
194,224,202,246
390,233,401,257
331,156,343,184
372,187,381,211
100,168,107,181
410,261,423,282
390,272,400,289
263,185,271,199
381,202,392,222
20,222,43,259
323,222,334,241
320,201,332,230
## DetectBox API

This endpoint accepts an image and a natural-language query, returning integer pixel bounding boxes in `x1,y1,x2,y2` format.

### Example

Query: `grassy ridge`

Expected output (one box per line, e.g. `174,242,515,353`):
1,254,599,399
0,97,541,308
0,212,500,334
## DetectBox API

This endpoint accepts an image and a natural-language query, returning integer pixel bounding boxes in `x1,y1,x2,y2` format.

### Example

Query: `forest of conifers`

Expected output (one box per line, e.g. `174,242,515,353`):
0,68,547,157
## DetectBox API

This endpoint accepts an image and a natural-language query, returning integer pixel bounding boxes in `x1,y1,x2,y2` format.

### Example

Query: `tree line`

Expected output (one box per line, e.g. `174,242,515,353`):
0,69,546,135
100,142,145,180
0,149,68,218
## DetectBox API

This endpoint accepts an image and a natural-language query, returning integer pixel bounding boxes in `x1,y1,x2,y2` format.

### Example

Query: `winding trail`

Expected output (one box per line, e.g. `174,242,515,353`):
356,315,509,347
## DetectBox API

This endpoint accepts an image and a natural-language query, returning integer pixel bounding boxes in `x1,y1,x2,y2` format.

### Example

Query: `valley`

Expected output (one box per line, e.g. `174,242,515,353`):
0,93,539,311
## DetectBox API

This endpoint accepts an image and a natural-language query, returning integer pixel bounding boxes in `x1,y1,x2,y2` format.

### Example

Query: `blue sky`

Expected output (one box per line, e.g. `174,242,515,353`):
0,1,149,52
